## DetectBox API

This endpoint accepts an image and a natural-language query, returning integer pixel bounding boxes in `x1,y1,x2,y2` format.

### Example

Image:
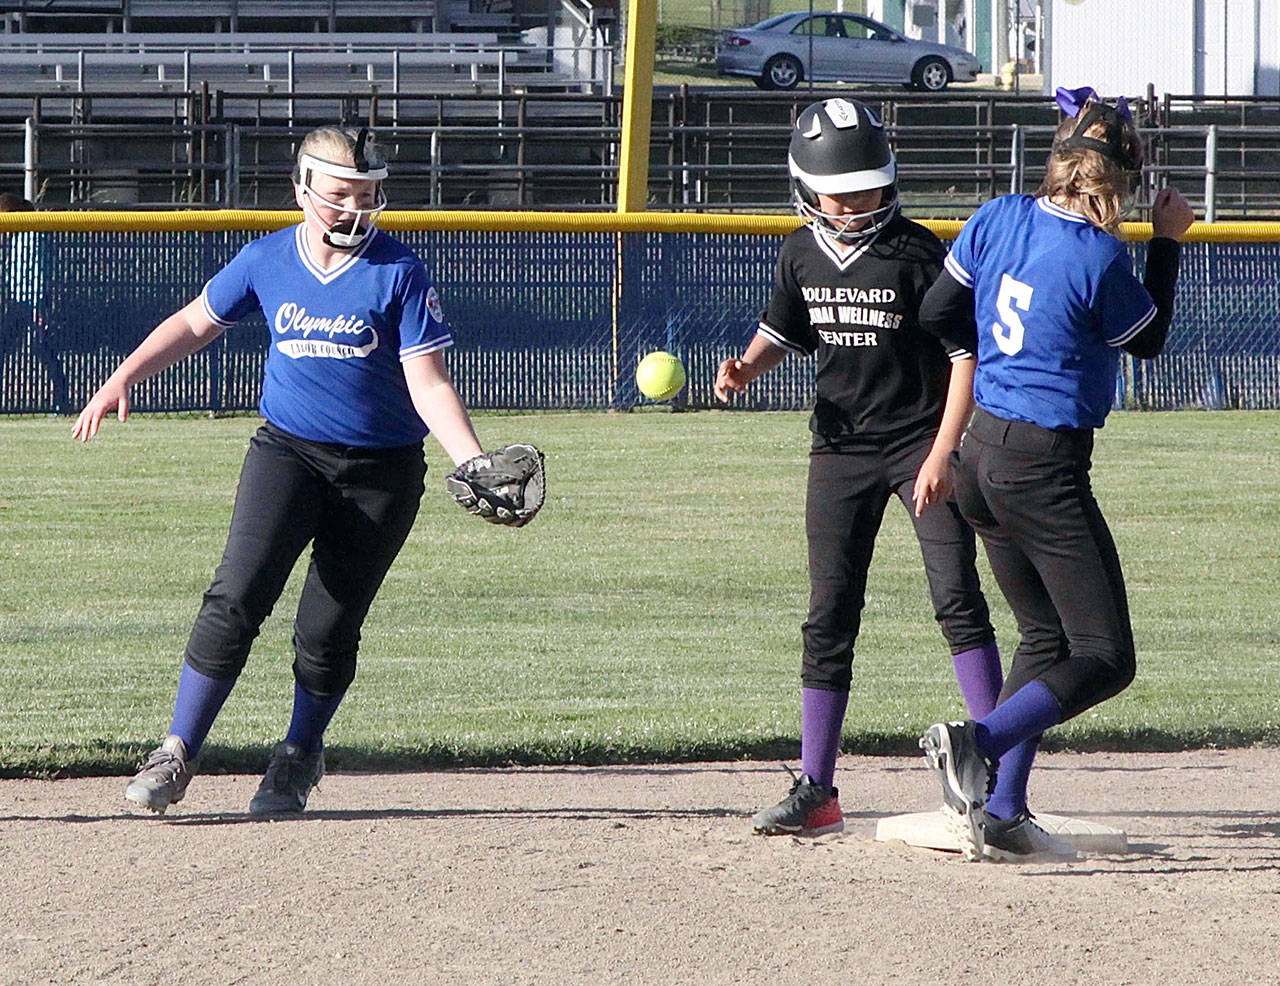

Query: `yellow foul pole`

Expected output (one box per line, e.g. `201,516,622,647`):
617,0,658,213
612,0,659,402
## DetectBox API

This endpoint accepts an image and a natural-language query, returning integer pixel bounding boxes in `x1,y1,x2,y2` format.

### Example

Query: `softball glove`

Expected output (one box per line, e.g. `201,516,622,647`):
446,444,546,527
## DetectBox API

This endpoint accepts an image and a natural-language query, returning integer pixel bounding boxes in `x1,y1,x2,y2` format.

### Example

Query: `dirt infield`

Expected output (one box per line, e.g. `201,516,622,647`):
3,748,1277,986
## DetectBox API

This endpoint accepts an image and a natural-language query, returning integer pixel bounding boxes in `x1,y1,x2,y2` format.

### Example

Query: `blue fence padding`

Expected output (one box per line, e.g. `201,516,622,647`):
1,230,1278,414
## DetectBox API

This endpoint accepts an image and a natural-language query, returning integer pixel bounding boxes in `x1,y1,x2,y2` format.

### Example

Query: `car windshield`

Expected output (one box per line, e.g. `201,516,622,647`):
750,13,795,30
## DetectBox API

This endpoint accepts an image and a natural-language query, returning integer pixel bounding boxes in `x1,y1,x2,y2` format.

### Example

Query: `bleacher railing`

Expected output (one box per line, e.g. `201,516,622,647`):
0,43,612,98
10,108,1280,219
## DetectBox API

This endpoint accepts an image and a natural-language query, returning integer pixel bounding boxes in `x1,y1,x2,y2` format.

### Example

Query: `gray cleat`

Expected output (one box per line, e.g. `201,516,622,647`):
249,740,325,816
982,811,1078,863
920,720,995,860
125,734,194,814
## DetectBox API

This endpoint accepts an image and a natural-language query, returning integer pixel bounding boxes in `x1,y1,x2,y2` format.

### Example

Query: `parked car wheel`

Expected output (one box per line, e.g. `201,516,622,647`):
912,56,951,92
762,54,803,90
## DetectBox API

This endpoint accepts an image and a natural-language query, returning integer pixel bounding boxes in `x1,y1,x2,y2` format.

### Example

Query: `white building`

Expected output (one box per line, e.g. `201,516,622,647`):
1045,0,1280,97
870,0,1280,96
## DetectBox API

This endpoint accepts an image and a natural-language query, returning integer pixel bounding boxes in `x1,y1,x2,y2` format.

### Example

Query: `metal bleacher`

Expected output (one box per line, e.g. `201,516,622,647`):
3,2,1273,218
0,0,613,93
0,33,545,95
0,0,573,36
0,0,619,207
0,0,612,96
1,2,439,32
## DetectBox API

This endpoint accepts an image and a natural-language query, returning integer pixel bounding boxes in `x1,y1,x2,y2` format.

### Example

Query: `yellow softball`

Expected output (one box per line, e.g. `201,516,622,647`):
635,351,687,401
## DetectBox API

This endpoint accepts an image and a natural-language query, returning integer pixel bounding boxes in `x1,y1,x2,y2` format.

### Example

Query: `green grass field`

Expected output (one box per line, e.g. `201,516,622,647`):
1,410,1277,777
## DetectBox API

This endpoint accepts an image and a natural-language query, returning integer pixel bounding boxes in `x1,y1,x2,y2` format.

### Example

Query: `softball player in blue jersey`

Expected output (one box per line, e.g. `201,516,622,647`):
74,127,501,815
915,88,1195,860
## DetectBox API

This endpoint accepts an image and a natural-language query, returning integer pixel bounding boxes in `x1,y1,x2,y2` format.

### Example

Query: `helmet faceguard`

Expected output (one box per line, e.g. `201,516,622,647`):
791,177,899,244
788,98,899,244
1046,86,1144,221
1053,86,1142,172
296,128,388,250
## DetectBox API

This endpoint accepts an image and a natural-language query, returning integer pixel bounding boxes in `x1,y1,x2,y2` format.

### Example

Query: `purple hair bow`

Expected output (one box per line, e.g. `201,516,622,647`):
1055,85,1131,121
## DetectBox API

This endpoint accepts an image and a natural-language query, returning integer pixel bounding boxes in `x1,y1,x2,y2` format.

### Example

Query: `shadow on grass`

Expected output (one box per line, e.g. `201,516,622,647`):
2,737,801,780
3,724,1278,779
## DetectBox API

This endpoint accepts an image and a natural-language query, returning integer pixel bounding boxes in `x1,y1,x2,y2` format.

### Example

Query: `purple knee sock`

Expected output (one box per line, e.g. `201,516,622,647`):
284,681,346,754
800,687,849,788
986,736,1041,820
974,680,1062,760
169,662,236,758
951,640,1003,718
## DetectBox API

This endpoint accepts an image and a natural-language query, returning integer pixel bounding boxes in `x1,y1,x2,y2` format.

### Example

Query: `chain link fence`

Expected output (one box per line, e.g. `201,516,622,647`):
1,227,1277,415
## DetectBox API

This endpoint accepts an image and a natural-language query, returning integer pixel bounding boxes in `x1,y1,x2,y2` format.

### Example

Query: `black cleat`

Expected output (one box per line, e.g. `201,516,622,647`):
249,741,325,816
982,811,1078,862
752,768,844,837
920,721,996,860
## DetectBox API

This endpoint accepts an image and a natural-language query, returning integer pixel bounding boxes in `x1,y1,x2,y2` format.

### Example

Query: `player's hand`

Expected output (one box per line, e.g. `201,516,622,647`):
72,380,130,442
714,358,753,402
912,449,953,517
1151,186,1194,241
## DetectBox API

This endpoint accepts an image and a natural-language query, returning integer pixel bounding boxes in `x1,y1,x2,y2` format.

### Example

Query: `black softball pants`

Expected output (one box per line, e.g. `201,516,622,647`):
184,422,426,697
802,430,995,692
951,407,1136,720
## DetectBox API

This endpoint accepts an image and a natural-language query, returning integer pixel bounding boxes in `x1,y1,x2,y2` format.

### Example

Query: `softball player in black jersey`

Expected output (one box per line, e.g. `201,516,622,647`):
714,98,1002,837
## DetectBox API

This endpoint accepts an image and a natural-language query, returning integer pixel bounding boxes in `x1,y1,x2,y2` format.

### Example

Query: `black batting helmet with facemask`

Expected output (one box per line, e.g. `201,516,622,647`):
789,98,899,243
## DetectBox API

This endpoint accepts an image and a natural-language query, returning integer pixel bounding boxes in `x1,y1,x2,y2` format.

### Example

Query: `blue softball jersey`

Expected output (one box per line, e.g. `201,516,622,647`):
944,195,1157,429
201,225,453,447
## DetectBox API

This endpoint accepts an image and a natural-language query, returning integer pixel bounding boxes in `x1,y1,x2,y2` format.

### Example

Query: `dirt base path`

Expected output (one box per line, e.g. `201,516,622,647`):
2,749,1277,986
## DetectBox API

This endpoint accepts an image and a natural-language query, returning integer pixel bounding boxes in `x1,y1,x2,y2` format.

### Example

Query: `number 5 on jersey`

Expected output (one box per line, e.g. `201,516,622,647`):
993,273,1033,355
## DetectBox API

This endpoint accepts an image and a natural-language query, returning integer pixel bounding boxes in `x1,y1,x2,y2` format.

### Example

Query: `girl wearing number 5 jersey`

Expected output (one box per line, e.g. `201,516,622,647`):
916,88,1195,861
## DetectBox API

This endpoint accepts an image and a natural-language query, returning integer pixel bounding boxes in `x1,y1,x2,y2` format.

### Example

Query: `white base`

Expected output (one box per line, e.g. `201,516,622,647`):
875,809,1128,854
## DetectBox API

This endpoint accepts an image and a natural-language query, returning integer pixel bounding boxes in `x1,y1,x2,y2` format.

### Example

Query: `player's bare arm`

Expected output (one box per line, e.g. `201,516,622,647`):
72,296,225,441
407,348,546,528
913,357,976,516
714,333,788,401
402,350,484,466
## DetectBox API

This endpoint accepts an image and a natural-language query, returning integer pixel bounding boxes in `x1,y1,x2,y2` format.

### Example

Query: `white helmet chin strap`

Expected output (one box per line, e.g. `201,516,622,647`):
298,151,388,250
794,186,899,245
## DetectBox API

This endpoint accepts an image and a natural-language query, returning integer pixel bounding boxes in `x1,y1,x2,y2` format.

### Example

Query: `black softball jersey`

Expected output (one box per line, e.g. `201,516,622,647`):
758,215,966,443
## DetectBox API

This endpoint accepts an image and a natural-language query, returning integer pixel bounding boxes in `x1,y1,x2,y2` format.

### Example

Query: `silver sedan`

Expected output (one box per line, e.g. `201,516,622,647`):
715,11,981,91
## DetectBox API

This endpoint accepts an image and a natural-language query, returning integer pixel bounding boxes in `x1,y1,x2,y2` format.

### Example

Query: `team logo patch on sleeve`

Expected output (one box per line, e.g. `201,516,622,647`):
427,286,445,323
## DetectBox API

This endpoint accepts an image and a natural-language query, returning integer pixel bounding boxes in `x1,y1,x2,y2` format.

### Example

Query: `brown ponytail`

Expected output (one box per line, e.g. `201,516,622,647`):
1036,112,1142,235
